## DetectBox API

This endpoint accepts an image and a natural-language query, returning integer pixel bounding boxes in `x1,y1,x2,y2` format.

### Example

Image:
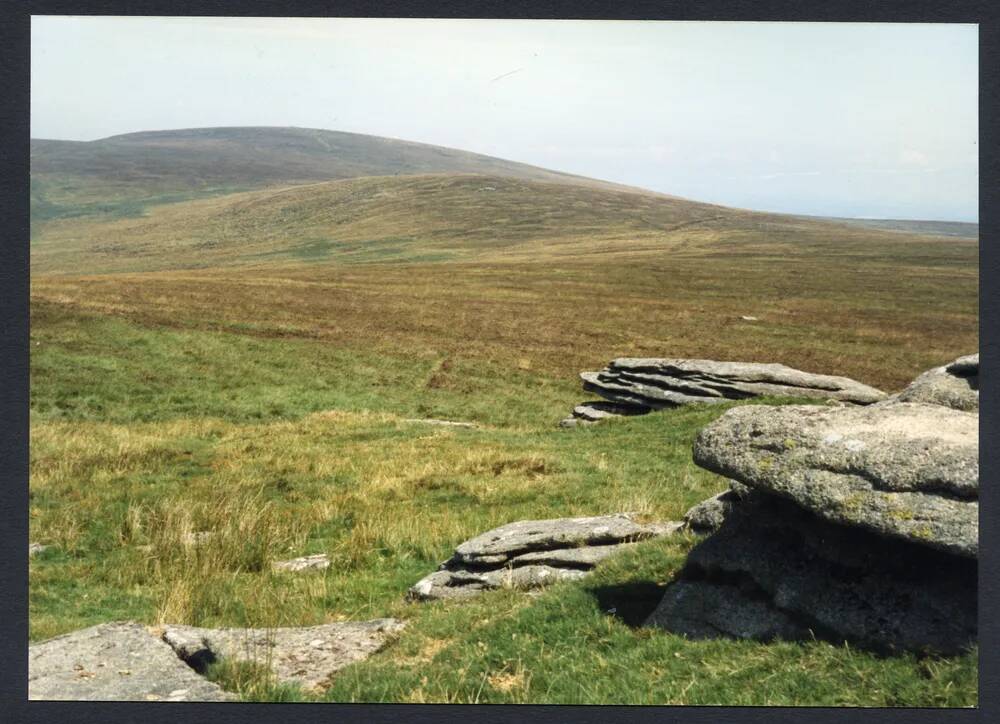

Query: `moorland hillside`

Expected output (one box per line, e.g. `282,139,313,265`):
30,126,645,226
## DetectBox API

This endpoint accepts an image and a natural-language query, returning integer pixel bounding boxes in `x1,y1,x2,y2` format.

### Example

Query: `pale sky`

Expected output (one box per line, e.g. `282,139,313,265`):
31,17,978,221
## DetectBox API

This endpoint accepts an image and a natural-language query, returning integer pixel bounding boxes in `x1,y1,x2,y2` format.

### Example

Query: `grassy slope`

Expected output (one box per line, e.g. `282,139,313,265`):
30,173,736,273
30,127,641,227
29,304,977,706
31,171,978,279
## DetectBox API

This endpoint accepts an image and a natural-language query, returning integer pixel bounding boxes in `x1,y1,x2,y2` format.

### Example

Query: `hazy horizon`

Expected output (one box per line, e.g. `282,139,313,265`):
31,18,978,222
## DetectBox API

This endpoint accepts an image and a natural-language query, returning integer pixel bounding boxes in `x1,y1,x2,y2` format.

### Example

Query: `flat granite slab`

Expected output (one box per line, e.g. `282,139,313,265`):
29,622,234,701
162,619,406,692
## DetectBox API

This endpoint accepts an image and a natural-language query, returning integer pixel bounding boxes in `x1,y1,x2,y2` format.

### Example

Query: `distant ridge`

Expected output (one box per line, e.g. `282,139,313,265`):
812,217,979,239
32,171,974,276
31,126,647,194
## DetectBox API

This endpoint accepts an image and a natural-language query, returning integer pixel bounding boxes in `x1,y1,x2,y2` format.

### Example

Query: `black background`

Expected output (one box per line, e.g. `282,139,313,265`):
2,2,996,722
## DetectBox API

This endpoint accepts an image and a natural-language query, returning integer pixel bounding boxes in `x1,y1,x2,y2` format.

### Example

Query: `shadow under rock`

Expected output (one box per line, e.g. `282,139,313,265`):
585,581,668,628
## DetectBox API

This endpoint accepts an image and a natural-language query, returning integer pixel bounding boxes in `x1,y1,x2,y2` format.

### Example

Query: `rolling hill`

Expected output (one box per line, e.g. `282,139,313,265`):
29,173,729,273
31,170,977,276
31,126,978,276
29,124,979,386
30,126,647,227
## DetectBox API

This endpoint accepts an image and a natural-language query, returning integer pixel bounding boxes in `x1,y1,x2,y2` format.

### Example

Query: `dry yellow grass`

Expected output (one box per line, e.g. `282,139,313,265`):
32,239,976,393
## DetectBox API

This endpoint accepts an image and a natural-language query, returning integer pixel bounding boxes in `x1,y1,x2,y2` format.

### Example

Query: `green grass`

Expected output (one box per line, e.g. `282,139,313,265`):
30,301,578,426
326,544,977,706
28,303,978,705
203,658,308,702
32,170,975,276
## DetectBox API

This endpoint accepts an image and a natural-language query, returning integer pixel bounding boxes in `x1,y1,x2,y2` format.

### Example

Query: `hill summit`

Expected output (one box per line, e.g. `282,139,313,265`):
31,126,645,223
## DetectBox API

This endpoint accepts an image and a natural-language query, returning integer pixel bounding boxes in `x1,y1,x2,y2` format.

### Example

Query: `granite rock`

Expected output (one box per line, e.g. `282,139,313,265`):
692,402,978,557
29,622,234,701
162,619,404,692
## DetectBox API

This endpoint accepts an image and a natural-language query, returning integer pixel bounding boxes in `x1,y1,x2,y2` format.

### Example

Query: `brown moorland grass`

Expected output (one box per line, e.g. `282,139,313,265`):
32,238,977,393
30,173,977,392
31,172,971,274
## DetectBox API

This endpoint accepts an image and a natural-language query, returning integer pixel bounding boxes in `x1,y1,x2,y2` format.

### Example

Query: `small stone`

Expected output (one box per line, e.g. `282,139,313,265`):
181,531,215,546
683,489,745,533
272,553,331,573
401,418,477,429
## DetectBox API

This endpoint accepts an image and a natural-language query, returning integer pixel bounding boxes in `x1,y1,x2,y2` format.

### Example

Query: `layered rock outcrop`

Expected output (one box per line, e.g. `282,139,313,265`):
409,514,683,601
562,358,886,426
648,400,978,655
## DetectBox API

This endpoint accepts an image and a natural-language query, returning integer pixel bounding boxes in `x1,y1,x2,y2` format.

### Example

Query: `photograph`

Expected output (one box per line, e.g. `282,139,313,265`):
27,15,979,706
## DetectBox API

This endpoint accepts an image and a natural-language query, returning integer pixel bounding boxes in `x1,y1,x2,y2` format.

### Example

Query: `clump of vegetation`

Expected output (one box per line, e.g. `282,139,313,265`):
203,658,306,702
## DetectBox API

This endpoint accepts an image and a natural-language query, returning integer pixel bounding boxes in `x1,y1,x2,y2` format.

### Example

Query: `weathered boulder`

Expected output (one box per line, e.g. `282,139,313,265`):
649,578,807,642
162,619,404,693
947,353,980,376
693,402,978,557
647,495,977,654
29,622,234,701
565,357,886,425
409,514,683,601
649,393,979,655
894,353,978,411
